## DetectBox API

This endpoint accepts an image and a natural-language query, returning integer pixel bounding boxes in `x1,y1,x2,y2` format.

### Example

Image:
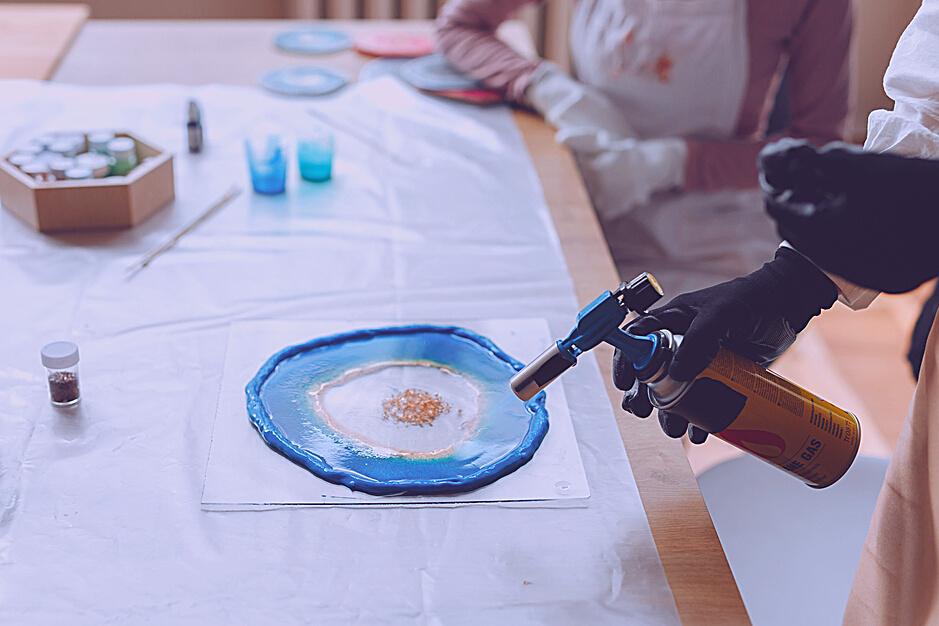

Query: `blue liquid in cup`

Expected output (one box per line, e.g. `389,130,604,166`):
245,137,287,195
298,139,333,182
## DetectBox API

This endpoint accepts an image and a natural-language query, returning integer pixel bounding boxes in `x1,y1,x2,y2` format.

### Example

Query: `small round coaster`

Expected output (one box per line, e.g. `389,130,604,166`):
274,28,353,55
258,66,348,97
399,54,483,92
354,32,435,58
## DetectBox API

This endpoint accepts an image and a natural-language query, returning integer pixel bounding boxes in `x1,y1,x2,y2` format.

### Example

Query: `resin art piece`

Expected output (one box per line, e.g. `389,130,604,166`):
246,325,549,496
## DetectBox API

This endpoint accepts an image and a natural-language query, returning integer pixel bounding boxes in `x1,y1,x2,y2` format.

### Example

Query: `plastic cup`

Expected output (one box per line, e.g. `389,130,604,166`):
297,126,334,182
245,134,287,195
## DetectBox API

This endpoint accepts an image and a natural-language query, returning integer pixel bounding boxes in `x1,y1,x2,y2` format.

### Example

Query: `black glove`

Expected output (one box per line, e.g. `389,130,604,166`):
760,138,939,294
613,247,838,443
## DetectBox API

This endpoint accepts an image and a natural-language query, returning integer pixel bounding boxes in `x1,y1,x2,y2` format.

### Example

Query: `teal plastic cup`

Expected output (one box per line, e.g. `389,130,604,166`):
297,127,334,182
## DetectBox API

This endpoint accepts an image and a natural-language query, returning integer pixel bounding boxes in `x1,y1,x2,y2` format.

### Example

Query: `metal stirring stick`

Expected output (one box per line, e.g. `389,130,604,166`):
125,184,242,277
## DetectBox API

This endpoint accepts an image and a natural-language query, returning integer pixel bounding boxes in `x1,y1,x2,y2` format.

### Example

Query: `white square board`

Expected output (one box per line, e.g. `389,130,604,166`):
202,318,590,508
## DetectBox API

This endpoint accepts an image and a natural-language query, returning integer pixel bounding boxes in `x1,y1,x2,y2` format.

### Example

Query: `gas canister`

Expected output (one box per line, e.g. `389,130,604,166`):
636,330,860,488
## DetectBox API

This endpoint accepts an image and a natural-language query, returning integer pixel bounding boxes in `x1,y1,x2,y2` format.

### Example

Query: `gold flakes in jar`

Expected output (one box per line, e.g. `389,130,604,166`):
382,388,450,427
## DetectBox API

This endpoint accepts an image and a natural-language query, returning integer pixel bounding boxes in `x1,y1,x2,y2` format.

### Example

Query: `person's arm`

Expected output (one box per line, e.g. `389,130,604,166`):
760,139,939,294
435,0,543,103
682,0,852,191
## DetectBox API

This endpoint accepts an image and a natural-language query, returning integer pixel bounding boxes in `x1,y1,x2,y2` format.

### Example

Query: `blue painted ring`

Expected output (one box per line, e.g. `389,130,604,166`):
257,66,348,97
246,325,549,496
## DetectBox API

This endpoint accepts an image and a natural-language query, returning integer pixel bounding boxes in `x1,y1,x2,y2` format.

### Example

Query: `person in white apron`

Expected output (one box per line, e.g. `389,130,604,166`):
437,0,852,296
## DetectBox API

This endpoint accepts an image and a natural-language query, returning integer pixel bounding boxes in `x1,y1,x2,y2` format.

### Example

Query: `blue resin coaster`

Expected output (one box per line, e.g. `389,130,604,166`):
274,28,353,55
258,66,348,97
246,326,549,496
399,54,484,92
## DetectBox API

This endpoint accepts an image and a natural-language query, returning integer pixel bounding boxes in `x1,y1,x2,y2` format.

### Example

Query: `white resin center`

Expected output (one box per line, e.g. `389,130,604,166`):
313,363,480,456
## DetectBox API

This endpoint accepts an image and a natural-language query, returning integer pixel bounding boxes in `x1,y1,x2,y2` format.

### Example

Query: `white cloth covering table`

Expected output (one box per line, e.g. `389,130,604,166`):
0,78,680,623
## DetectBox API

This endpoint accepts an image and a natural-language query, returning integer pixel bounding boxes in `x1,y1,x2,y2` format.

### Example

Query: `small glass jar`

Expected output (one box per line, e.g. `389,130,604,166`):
7,152,34,168
49,157,77,180
76,152,113,178
19,161,49,180
41,341,81,407
107,137,138,176
48,138,82,158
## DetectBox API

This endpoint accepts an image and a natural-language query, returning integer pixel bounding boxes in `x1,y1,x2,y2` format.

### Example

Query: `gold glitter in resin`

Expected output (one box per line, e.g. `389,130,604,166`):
309,361,480,458
382,388,451,426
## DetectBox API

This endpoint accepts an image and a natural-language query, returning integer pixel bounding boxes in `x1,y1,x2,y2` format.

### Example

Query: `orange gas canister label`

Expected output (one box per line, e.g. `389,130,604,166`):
696,349,860,488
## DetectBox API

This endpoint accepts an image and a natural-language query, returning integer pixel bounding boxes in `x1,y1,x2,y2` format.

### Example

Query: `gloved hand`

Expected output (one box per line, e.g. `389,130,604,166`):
525,63,636,143
760,138,939,294
560,133,688,219
612,246,838,442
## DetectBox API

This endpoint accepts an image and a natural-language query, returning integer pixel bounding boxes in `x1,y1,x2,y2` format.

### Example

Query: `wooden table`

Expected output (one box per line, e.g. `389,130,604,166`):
0,3,88,79
51,19,748,624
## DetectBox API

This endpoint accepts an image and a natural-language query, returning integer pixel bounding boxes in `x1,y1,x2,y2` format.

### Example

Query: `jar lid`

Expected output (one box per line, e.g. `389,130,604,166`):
8,153,33,167
49,157,77,172
76,153,111,168
20,161,49,175
41,341,79,369
107,137,136,155
88,131,115,144
64,167,93,180
49,139,80,154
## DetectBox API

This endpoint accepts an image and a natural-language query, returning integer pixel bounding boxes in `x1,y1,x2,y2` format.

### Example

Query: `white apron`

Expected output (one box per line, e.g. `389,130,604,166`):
845,0,939,621
569,0,780,297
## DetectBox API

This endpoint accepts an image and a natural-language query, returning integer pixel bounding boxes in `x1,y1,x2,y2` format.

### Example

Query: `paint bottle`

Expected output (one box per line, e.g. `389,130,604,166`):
107,137,137,176
187,100,204,154
41,341,81,407
635,330,860,488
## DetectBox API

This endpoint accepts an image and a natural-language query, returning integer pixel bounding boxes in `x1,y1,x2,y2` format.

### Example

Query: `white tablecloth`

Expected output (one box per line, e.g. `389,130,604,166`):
0,78,679,624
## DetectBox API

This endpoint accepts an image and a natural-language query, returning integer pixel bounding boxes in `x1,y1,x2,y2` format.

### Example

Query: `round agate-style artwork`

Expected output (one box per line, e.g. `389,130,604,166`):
246,326,549,496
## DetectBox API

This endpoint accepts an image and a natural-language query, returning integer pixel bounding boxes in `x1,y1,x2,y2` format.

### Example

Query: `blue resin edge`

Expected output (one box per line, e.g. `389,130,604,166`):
245,325,549,496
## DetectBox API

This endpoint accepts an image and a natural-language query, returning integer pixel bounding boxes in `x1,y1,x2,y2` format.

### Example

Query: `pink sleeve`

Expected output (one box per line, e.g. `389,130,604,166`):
435,0,545,103
684,0,852,191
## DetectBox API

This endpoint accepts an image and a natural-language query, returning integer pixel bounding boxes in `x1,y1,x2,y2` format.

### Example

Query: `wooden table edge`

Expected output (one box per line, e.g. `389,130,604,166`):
0,3,90,80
